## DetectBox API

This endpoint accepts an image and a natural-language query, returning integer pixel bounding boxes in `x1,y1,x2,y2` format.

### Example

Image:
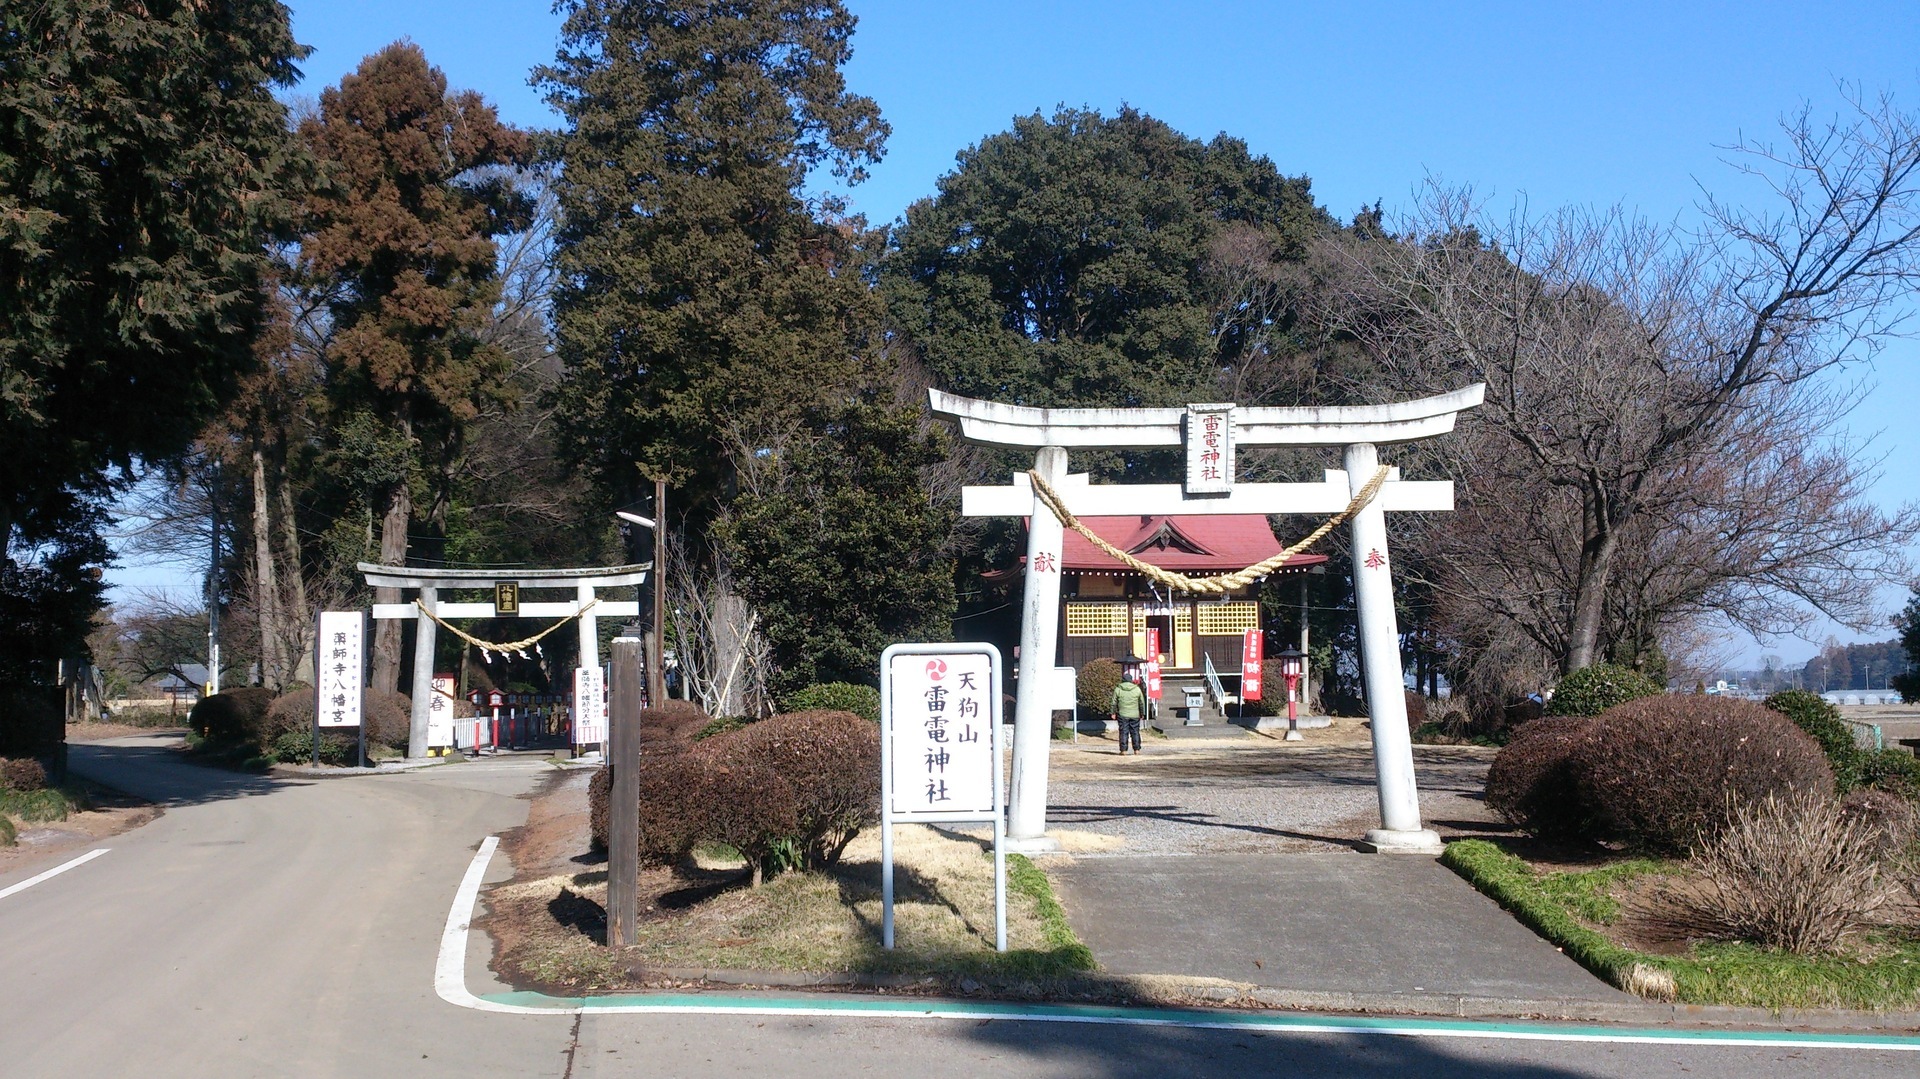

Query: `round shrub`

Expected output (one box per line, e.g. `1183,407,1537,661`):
0,757,49,792
1234,660,1292,717
591,708,881,878
1484,717,1601,837
1763,689,1860,789
723,710,881,869
784,682,880,724
1574,695,1834,853
639,700,713,746
1076,658,1123,714
265,689,412,753
694,715,757,741
188,687,277,745
270,728,356,766
1544,663,1662,717
362,690,412,751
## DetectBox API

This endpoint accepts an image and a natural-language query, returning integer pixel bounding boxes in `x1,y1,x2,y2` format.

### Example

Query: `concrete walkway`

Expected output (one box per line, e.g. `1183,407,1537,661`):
1051,852,1628,1003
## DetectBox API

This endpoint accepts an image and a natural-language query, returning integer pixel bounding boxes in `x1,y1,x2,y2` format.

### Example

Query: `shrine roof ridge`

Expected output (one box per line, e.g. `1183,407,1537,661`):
356,562,652,590
927,384,1486,449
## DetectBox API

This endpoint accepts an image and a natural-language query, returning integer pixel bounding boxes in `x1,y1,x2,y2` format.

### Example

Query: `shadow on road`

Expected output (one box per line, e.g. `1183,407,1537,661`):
954,1020,1594,1078
1048,802,1357,847
66,736,307,808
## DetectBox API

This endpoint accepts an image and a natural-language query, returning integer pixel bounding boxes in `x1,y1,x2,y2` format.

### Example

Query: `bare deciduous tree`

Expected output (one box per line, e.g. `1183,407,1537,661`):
1319,91,1920,678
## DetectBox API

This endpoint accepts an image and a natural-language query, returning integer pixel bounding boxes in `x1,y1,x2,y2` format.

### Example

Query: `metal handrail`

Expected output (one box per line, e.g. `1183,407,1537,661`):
1203,653,1228,707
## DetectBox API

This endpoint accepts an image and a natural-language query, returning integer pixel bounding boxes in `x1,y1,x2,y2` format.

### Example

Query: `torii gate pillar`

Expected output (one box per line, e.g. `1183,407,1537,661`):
1009,446,1069,843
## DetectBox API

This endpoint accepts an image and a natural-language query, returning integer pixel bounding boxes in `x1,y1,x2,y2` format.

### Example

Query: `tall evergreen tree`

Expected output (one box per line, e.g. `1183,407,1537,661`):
882,107,1330,411
537,0,890,526
297,42,533,691
0,1,306,702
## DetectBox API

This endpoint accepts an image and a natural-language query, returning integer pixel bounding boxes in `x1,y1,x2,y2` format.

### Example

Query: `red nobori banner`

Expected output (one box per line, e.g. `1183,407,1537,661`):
1241,629,1264,701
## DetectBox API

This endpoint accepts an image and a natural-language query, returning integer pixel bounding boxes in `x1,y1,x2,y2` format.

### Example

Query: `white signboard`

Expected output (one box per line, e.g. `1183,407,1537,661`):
1185,403,1235,494
428,675,456,747
880,642,1006,953
572,666,607,745
1050,666,1078,711
315,611,364,728
885,650,997,817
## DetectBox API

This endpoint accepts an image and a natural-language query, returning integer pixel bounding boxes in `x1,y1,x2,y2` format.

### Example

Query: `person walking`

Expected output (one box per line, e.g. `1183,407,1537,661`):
1110,671,1146,755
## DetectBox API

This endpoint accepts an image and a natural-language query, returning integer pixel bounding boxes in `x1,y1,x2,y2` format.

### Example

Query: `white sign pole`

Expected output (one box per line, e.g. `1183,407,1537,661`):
881,642,1006,952
1009,448,1067,850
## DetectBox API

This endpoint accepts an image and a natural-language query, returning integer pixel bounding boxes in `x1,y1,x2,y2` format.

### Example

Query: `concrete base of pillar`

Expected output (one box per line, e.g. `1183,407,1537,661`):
1357,827,1444,855
1003,834,1062,854
1283,728,1304,741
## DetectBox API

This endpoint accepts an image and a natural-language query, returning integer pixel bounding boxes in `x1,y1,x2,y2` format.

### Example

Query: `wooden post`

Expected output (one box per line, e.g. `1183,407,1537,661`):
607,634,643,947
647,478,667,707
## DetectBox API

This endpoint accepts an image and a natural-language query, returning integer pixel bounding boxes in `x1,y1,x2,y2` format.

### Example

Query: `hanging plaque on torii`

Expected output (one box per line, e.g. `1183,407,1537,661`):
931,383,1485,855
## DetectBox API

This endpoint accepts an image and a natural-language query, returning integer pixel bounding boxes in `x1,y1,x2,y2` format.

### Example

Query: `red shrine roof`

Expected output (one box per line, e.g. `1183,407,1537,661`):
1060,515,1329,575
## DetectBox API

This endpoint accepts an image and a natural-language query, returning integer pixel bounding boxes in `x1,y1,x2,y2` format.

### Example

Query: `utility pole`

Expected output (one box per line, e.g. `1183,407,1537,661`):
607,632,643,947
207,463,222,696
647,478,667,707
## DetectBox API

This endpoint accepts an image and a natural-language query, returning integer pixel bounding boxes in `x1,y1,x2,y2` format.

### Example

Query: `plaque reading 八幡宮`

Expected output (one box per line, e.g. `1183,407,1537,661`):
886,650,996,818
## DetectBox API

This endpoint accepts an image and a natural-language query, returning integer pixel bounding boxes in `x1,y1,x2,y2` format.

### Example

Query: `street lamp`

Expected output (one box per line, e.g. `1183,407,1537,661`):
1277,645,1306,742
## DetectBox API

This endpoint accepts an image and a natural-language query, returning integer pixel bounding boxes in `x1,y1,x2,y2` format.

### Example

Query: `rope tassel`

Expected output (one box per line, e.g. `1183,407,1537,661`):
1024,465,1392,595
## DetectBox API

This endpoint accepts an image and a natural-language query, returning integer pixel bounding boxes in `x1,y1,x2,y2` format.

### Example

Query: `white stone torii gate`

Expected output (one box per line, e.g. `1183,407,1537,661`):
933,384,1486,855
358,562,648,759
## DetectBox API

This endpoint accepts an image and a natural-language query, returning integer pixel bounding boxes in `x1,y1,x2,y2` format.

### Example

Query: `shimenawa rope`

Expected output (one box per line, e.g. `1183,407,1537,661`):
1024,465,1392,595
412,597,599,661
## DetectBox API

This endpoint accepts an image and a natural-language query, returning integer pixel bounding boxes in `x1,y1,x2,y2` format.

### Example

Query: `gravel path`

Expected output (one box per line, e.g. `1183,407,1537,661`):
1038,736,1501,855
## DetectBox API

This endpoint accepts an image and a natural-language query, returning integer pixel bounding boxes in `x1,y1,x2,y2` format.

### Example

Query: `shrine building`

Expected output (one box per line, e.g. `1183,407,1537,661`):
1048,514,1326,684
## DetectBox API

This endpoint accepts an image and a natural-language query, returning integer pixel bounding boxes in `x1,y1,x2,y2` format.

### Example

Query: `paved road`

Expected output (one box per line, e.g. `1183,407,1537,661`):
1,736,1913,1077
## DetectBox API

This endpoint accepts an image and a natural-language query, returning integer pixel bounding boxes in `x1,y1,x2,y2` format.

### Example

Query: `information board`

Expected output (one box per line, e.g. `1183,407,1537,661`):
880,642,1005,953
315,611,364,728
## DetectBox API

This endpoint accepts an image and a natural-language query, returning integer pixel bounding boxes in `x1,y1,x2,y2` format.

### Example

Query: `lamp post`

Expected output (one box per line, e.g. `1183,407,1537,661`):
1277,645,1306,742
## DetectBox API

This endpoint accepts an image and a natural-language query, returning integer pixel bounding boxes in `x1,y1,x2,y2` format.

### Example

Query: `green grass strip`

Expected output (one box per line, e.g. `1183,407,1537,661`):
0,813,15,847
1007,853,1095,970
1442,839,1920,1011
1440,840,1647,993
0,786,77,823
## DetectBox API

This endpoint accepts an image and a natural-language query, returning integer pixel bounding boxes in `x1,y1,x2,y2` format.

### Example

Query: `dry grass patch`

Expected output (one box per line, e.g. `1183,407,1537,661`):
484,821,1092,994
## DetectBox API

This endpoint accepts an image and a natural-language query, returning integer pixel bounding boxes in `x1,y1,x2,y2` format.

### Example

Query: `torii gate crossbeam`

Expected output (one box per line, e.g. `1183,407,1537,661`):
932,386,1485,855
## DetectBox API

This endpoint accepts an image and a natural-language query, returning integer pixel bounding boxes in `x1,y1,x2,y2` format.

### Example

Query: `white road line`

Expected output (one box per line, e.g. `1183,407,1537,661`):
433,836,1920,1051
0,848,109,902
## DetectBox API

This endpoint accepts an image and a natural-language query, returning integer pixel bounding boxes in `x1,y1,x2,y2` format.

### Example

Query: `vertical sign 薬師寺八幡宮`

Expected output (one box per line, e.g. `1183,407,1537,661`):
573,666,607,745
316,611,364,728
880,643,1005,952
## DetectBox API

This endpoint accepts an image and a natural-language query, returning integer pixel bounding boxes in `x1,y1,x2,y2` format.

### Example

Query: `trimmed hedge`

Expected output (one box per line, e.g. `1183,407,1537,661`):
1544,663,1662,717
591,708,881,879
1576,696,1832,853
1076,658,1123,714
189,687,277,745
1484,717,1600,837
265,689,413,755
1764,689,1860,789
1858,748,1920,802
784,683,880,724
1,757,49,792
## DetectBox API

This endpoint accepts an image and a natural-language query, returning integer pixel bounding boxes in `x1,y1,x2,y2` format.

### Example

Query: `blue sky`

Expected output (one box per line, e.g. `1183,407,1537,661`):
112,1,1920,667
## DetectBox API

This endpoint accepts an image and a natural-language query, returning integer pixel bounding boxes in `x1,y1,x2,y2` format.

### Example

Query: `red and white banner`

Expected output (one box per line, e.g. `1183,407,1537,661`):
1241,629,1264,701
1145,628,1163,700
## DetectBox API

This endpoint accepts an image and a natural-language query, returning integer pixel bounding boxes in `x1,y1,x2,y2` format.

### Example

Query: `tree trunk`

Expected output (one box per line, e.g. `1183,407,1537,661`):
1563,523,1619,673
277,467,314,683
369,477,411,694
250,447,284,689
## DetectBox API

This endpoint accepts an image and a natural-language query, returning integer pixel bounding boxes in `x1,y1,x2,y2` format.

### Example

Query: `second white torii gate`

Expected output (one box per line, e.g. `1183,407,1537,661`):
358,562,648,759
933,384,1486,854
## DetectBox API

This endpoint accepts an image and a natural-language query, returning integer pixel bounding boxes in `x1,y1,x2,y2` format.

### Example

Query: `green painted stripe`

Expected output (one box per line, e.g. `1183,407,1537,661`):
475,989,1920,1050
